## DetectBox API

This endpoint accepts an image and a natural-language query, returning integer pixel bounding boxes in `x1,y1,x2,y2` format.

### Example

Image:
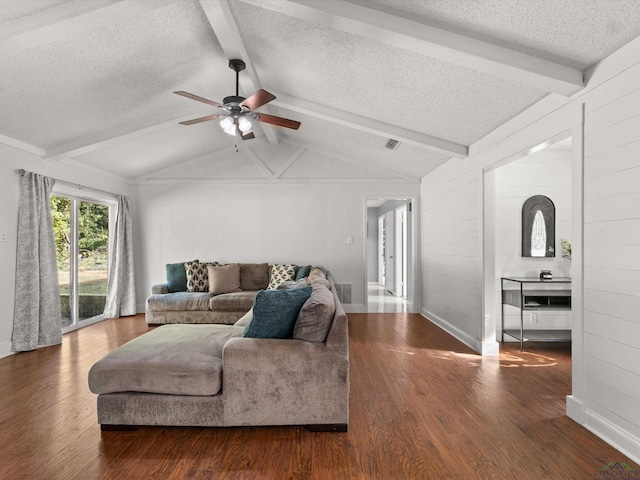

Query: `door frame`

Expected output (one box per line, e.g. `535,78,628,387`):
52,184,117,334
364,195,419,313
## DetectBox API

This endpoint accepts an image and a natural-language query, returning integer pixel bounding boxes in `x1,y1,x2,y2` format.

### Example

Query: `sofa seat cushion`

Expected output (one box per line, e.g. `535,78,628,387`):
209,291,258,312
89,324,244,396
146,292,212,312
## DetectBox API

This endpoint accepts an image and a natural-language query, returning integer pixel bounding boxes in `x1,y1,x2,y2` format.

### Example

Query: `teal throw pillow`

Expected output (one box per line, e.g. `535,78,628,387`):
243,286,312,338
295,265,312,280
166,260,198,293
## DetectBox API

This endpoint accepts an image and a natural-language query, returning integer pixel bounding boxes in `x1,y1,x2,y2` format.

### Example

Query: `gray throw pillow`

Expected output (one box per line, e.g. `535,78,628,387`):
293,283,336,342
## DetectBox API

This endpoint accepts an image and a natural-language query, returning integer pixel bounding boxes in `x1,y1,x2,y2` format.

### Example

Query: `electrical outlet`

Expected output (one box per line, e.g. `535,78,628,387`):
530,313,538,324
0,232,7,242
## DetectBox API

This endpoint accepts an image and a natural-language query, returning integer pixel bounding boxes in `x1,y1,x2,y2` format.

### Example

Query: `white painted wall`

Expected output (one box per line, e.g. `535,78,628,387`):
0,145,132,359
494,149,572,333
134,182,419,313
420,38,640,461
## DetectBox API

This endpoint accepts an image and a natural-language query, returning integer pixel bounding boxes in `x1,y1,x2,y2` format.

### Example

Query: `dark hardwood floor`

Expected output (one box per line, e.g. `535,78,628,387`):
0,313,632,479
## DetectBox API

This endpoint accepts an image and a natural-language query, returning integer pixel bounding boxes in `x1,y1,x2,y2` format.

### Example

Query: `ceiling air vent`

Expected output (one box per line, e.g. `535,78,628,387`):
385,138,400,150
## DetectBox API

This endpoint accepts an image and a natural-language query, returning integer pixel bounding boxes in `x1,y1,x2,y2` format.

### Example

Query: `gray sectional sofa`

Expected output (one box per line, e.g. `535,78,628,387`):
146,262,319,325
89,267,349,431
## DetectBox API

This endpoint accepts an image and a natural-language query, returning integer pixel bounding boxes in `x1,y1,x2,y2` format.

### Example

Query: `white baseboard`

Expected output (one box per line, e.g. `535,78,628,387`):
0,340,14,360
584,409,640,464
480,341,500,357
420,308,482,354
566,395,585,423
342,304,366,313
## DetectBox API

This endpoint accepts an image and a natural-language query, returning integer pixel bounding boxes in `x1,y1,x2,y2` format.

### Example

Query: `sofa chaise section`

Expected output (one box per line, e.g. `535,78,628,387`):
90,287,349,430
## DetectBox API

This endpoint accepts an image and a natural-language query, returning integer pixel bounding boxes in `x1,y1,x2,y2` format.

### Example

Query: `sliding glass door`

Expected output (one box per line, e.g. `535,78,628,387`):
51,194,111,331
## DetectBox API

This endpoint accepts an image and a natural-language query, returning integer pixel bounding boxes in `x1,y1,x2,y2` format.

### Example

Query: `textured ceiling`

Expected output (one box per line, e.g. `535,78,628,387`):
1,0,640,183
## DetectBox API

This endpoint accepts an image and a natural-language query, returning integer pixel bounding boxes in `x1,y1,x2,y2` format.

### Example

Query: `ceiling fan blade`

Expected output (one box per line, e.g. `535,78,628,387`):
179,114,222,125
255,112,301,130
174,91,223,107
240,89,276,110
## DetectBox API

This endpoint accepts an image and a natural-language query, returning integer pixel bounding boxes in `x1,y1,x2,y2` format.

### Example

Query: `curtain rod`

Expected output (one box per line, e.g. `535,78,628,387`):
16,169,119,199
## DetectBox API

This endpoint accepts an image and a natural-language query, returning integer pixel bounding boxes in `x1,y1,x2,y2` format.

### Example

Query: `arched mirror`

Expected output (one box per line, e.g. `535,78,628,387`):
522,195,555,257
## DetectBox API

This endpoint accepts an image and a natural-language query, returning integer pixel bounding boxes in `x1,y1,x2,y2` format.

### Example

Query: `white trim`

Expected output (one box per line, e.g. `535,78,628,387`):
0,341,14,360
566,395,585,424
584,410,640,464
420,308,481,353
273,92,468,158
0,134,46,157
342,304,366,314
44,108,213,162
364,196,419,314
239,0,584,96
61,314,108,335
2,0,175,50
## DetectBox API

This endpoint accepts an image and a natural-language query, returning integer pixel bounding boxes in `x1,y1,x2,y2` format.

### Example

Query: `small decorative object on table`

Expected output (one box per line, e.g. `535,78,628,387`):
540,269,552,280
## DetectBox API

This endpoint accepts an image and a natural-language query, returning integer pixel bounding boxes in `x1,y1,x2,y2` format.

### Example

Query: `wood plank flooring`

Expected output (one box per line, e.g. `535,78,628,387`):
0,312,633,479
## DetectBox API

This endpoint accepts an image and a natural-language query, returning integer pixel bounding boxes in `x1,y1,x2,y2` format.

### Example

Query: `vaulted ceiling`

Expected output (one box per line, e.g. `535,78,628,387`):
3,0,640,183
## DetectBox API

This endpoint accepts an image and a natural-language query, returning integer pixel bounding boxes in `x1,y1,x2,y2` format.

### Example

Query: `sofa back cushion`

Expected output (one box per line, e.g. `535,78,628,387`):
293,283,336,342
207,264,242,295
240,263,270,290
243,286,312,338
166,259,198,293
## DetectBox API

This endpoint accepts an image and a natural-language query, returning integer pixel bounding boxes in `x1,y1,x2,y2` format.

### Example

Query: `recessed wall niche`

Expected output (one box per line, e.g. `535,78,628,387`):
522,195,555,257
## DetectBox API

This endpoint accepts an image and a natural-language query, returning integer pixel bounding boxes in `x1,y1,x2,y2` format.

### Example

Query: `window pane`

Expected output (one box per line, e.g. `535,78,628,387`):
78,201,109,321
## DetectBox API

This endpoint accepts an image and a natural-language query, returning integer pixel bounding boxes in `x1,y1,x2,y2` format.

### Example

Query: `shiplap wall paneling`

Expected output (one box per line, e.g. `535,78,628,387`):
134,182,420,312
421,160,482,344
583,80,640,448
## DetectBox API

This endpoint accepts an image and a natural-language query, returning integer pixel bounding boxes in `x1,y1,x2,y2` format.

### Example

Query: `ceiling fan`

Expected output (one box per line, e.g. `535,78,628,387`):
174,59,301,141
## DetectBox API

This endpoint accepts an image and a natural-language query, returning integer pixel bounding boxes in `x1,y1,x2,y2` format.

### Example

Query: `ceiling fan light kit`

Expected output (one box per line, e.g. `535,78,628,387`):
174,58,301,142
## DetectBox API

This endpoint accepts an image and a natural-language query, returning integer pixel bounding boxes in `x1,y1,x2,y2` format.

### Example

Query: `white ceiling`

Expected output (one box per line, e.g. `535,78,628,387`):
2,0,640,183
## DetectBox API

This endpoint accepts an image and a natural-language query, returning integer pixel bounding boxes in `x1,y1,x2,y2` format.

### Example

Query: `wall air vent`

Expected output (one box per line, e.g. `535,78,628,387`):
385,138,400,150
334,283,352,304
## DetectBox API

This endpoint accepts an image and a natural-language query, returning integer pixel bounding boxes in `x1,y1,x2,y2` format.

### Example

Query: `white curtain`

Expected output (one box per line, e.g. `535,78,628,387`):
103,195,136,318
12,172,63,352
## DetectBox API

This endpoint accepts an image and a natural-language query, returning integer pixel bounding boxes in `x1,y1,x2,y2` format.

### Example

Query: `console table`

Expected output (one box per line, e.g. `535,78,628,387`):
501,277,572,351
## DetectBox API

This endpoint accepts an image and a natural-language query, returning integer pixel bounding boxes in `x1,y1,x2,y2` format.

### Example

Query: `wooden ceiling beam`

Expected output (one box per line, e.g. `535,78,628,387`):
0,0,175,50
272,92,468,159
44,108,214,162
239,0,584,96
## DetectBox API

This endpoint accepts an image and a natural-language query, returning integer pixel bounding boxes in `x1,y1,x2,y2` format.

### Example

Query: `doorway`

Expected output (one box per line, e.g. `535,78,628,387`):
365,197,417,313
483,134,576,352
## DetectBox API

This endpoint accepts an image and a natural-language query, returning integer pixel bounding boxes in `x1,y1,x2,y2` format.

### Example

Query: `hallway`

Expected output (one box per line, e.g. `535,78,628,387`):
367,282,409,313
